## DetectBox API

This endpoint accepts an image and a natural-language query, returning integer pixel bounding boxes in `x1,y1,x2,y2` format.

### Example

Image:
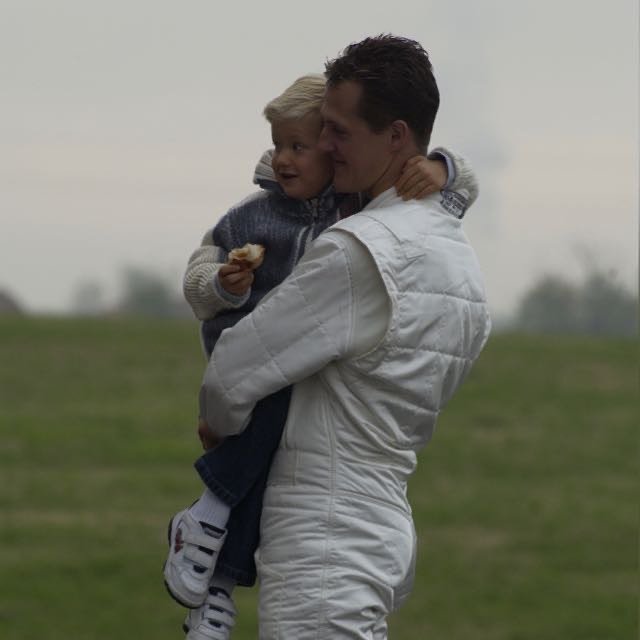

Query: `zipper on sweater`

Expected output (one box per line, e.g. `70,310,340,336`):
307,197,320,221
296,199,319,263
297,194,338,261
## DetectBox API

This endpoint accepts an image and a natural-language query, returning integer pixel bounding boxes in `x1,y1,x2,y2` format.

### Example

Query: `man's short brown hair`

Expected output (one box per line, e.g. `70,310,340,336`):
324,35,440,150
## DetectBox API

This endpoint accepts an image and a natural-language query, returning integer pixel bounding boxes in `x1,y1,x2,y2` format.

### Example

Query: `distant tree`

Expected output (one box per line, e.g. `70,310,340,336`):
514,270,637,336
579,271,637,336
71,280,106,316
117,267,175,316
515,275,580,333
0,289,23,315
116,266,190,318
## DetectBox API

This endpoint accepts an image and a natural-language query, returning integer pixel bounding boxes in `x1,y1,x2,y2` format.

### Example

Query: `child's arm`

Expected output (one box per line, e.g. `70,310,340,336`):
430,146,479,209
395,147,479,215
183,230,253,321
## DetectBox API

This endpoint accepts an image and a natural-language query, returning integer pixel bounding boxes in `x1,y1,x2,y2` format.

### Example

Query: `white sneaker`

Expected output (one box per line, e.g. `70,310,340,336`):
184,588,237,640
163,509,227,608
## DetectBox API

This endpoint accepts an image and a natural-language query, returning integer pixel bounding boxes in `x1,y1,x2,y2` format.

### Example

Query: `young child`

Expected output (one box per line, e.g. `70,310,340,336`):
164,74,479,640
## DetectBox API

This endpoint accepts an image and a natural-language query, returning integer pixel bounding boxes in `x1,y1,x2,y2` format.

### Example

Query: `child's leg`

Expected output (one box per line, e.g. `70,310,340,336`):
191,385,292,587
181,472,268,640
213,456,272,586
165,385,292,606
194,385,293,508
188,488,231,531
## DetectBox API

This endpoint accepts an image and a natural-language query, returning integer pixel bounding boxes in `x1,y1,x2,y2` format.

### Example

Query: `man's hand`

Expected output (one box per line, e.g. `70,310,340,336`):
218,263,254,296
198,417,223,450
395,155,447,201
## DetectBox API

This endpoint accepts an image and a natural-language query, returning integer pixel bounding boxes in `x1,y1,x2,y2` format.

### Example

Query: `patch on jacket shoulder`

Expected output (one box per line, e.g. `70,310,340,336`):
440,189,469,219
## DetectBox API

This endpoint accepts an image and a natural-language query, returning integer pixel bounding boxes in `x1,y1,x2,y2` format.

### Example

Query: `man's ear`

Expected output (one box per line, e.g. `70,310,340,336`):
390,120,411,150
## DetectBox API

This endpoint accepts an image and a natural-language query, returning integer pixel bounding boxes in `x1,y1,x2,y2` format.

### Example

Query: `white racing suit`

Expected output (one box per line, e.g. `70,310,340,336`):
201,187,491,638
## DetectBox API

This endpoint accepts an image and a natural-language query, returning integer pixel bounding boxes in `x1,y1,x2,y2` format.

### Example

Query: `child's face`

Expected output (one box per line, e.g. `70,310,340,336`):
271,113,334,200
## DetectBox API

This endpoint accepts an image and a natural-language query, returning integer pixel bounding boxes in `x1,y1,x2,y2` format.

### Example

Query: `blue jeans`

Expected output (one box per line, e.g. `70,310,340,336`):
194,386,292,586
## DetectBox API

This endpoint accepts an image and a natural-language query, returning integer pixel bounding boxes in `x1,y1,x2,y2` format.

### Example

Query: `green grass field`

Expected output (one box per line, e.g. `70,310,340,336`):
0,316,637,639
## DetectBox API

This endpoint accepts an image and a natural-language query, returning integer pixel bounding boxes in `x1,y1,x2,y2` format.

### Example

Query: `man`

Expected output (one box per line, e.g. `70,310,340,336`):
199,35,491,639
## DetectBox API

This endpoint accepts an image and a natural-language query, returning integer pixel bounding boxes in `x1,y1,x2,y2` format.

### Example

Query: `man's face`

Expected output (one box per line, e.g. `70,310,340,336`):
319,81,394,197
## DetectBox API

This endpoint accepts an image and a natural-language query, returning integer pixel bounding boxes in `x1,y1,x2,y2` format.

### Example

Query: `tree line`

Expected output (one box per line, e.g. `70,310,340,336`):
508,268,637,337
2,265,637,337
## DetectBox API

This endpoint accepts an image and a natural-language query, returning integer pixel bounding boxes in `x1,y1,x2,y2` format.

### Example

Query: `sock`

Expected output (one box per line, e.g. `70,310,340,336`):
209,572,236,598
189,489,231,532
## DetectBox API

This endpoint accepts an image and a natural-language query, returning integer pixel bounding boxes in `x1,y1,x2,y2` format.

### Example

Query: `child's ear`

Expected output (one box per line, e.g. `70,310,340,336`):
390,120,410,150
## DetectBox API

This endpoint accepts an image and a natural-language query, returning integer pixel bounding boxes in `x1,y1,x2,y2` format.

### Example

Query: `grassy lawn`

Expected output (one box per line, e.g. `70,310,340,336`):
0,317,637,639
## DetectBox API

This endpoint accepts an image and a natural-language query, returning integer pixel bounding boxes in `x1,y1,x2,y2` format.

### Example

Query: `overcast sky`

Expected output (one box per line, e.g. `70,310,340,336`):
1,0,637,317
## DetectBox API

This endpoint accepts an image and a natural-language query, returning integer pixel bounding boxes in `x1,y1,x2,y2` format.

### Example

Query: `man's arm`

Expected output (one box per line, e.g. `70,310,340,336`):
199,232,383,438
429,146,479,209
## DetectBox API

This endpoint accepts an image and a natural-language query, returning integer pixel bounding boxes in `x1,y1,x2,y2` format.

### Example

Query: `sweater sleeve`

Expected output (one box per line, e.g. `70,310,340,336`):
199,233,368,437
182,229,250,321
428,146,479,211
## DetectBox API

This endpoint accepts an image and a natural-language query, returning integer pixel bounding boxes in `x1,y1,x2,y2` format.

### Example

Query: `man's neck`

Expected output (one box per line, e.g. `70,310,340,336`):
367,172,398,199
366,146,421,199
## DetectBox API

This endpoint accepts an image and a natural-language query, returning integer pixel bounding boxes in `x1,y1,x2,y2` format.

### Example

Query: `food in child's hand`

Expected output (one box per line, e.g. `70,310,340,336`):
227,243,265,269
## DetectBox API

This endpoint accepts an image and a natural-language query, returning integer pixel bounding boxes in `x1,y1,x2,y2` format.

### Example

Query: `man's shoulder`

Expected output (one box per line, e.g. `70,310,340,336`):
365,192,464,227
331,194,467,255
333,196,429,232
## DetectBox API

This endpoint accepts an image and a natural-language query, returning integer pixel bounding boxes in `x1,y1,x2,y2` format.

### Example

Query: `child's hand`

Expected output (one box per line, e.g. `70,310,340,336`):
198,417,223,450
395,155,447,201
218,263,254,296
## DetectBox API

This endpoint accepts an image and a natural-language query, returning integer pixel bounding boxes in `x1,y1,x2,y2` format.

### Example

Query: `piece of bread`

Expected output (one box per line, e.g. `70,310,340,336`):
227,243,265,269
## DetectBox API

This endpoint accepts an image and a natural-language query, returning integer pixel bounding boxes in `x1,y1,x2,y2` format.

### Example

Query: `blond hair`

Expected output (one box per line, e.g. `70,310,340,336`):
263,74,326,123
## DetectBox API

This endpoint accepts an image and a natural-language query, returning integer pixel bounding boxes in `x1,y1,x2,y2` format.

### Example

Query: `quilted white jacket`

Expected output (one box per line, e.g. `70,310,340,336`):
200,188,491,638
